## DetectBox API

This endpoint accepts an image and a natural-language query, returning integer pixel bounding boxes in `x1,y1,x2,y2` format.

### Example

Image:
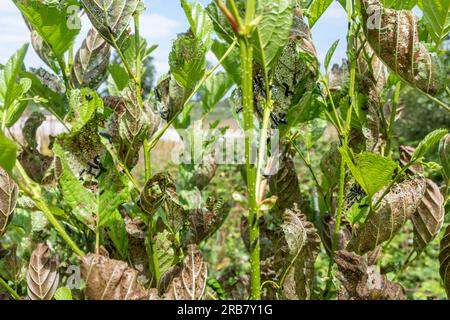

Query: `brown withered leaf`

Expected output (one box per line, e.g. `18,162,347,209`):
347,176,426,254
439,225,450,299
163,245,207,300
360,0,445,95
18,148,53,184
187,197,227,244
27,243,59,300
71,28,111,89
188,153,218,191
411,179,444,253
273,206,320,300
321,215,352,256
80,252,149,300
0,168,18,236
124,216,149,282
335,250,406,300
399,146,424,174
270,156,306,216
155,73,188,121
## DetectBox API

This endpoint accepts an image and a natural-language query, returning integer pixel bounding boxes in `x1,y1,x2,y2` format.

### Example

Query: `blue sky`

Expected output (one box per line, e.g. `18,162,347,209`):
0,0,348,78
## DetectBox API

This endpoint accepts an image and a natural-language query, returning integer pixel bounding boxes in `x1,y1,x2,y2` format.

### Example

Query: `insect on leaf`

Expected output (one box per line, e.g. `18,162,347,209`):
27,243,59,300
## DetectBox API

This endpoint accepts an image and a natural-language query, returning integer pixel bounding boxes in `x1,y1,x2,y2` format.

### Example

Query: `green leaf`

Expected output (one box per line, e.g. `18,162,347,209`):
308,0,333,28
181,0,213,49
422,0,450,47
0,131,17,174
381,0,418,9
205,1,236,44
211,40,240,84
339,147,398,198
14,0,80,58
154,230,177,276
169,33,206,90
253,0,294,71
107,64,130,96
52,143,97,229
68,88,103,132
54,287,73,300
201,72,233,114
81,0,144,46
324,39,339,71
106,209,128,259
412,128,449,162
120,35,156,72
0,44,28,111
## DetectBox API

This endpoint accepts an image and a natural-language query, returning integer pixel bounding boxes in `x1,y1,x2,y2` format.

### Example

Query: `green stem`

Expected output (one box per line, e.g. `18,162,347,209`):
239,37,260,300
385,81,401,157
15,162,85,257
148,40,238,150
0,276,21,300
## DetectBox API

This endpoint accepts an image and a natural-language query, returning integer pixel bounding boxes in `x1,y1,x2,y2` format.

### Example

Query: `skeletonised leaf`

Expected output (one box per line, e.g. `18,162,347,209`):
269,155,306,215
335,250,406,300
274,206,321,300
188,153,218,191
18,148,53,184
0,168,18,236
399,145,424,175
27,243,59,300
439,134,450,180
253,0,294,71
163,245,207,300
412,179,444,253
80,252,149,300
81,0,144,45
360,0,446,95
14,0,80,58
321,216,352,256
169,31,206,90
71,28,111,89
68,88,104,133
153,230,177,280
439,225,450,298
155,73,188,121
347,176,426,254
22,112,45,149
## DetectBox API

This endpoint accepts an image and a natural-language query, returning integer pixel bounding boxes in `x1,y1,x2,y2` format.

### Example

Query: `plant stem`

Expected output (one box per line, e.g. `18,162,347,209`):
0,276,21,300
14,162,85,257
385,81,401,157
148,40,238,150
239,36,260,300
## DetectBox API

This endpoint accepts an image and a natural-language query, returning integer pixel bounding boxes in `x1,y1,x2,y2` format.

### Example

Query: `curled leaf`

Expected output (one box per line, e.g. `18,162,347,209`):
412,179,444,252
80,252,149,300
347,176,426,254
399,145,424,174
335,250,406,300
29,29,59,72
71,28,111,89
18,148,53,184
27,243,59,300
163,245,207,300
188,152,218,190
439,134,450,180
0,168,18,236
439,225,450,299
361,0,445,95
321,216,352,256
155,73,188,121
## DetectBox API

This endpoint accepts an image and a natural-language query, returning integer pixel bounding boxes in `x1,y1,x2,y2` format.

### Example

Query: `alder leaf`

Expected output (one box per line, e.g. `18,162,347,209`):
347,176,426,254
275,206,321,300
181,0,213,49
155,73,188,121
29,30,59,73
399,145,424,174
439,225,450,298
187,153,218,190
71,28,111,89
335,250,406,300
14,0,80,58
339,147,398,199
411,179,444,253
211,40,240,84
81,0,144,46
169,32,206,90
412,129,448,162
54,287,73,300
439,134,450,180
0,168,18,236
200,72,233,114
253,0,294,71
27,243,59,300
163,245,207,300
68,88,103,132
80,252,149,300
0,132,17,175
360,0,446,94
308,0,333,28
324,39,339,71
422,0,450,47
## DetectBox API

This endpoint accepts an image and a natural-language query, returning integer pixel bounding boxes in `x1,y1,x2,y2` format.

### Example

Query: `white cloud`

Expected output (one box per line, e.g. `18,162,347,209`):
139,13,180,40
